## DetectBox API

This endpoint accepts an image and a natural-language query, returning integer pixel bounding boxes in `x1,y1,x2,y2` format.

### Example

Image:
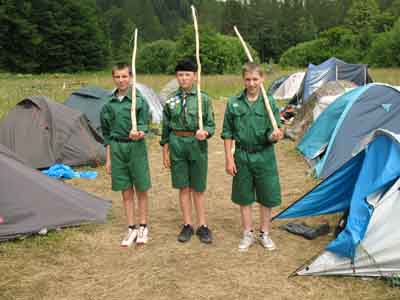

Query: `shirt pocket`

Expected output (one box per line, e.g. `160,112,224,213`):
232,106,247,132
169,102,182,122
253,109,270,138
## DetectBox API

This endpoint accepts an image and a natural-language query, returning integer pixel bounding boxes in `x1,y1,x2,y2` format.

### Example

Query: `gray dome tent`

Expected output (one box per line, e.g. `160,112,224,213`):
64,86,111,137
0,144,111,242
64,84,163,138
0,96,105,169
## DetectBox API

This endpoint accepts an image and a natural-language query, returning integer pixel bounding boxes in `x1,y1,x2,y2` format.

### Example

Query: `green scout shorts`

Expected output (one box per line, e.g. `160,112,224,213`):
169,133,208,192
232,145,281,207
110,140,151,192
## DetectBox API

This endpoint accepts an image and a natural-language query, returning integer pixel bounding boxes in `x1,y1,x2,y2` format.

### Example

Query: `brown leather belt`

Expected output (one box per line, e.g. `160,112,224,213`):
173,130,195,137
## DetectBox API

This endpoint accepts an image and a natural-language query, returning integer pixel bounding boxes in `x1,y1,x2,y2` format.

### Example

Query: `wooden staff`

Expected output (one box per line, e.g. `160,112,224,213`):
191,5,204,131
233,26,278,131
131,28,138,132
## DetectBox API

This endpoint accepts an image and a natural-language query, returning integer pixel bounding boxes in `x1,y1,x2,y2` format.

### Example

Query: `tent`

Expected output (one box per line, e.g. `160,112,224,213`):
0,144,111,242
64,86,111,136
300,57,371,104
285,80,356,141
273,72,305,100
267,75,288,97
298,83,400,179
136,82,163,124
0,96,105,169
274,129,400,277
159,78,179,105
65,84,163,135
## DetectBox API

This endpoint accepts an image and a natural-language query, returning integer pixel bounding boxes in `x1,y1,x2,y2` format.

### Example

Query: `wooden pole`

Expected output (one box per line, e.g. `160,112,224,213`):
233,26,278,131
191,5,204,131
131,28,138,132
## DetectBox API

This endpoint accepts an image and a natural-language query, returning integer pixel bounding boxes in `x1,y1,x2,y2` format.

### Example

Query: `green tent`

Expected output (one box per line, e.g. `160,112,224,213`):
64,86,110,138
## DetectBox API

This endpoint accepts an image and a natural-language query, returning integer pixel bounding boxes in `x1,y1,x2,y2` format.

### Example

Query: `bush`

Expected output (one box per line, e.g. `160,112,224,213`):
367,18,400,67
175,25,259,74
137,40,177,74
279,26,368,67
279,39,330,67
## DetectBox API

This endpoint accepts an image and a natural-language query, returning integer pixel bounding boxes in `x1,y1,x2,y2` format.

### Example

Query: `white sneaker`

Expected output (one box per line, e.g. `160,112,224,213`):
121,227,138,247
259,232,276,251
238,231,255,251
136,226,149,244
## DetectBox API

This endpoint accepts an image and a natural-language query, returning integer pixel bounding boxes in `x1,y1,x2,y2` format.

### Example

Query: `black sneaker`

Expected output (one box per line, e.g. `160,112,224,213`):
177,224,194,243
196,225,213,244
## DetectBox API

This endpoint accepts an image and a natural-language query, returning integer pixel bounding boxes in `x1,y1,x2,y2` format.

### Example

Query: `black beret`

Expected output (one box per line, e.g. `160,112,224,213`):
175,59,198,72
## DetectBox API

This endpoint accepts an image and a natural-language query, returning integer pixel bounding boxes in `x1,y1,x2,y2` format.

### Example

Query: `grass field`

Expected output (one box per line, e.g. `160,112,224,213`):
1,68,400,300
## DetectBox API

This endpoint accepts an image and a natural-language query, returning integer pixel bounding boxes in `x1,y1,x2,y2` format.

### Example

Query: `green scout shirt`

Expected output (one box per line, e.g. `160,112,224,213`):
100,88,149,145
221,90,281,147
160,86,215,145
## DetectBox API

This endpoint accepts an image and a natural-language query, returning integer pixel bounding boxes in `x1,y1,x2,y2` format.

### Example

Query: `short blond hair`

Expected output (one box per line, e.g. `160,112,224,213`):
241,62,264,77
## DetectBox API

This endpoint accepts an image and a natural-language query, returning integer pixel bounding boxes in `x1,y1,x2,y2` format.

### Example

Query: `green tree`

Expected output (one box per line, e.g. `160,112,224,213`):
0,1,42,72
0,0,110,73
345,0,380,32
137,40,177,74
175,25,258,74
368,18,400,66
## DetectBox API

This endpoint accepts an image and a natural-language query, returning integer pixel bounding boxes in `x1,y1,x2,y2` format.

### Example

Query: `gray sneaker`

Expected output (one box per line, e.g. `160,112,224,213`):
177,224,194,243
196,225,213,244
238,231,255,251
259,232,276,250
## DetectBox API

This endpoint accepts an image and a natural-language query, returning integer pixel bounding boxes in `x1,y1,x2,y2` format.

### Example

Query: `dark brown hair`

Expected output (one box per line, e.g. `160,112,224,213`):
112,62,132,76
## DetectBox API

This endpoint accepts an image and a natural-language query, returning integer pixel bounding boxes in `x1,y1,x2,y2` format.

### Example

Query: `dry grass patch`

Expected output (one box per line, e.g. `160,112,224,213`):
1,99,400,300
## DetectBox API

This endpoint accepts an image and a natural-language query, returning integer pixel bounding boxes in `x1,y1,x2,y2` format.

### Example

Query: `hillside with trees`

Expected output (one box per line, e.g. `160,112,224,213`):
1,0,400,73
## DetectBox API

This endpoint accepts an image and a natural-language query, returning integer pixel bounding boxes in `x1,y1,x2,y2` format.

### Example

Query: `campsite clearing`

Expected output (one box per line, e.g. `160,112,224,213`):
1,71,400,300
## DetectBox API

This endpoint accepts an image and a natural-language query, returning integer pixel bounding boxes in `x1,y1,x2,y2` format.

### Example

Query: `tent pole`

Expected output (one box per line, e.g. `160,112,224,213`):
336,65,338,81
364,66,367,85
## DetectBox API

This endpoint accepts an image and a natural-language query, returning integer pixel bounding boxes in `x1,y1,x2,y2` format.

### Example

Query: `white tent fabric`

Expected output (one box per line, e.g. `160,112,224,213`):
297,177,400,277
273,72,305,100
312,95,340,120
159,79,179,105
136,83,163,124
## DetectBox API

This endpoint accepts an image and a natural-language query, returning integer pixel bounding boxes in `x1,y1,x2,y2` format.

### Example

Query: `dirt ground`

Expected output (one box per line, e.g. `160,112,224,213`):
1,100,400,300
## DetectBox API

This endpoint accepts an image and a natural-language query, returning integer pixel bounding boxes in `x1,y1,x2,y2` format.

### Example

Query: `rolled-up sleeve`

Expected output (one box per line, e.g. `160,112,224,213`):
203,95,215,138
160,105,171,146
137,97,150,133
221,101,234,140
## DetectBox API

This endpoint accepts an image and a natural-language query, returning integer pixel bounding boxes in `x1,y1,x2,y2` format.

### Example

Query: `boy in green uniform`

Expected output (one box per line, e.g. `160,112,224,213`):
160,59,215,244
100,63,151,247
221,62,283,251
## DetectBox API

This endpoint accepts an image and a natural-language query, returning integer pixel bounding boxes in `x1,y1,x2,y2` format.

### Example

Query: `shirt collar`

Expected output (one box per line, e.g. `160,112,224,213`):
238,89,263,102
177,85,197,96
110,87,132,102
